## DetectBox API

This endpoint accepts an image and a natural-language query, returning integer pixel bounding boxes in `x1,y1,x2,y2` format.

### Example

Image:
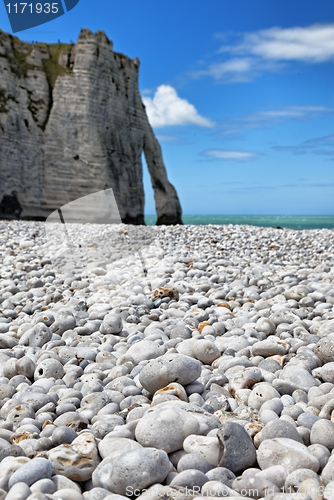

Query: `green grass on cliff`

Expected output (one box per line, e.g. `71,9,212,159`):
39,43,74,89
0,31,74,89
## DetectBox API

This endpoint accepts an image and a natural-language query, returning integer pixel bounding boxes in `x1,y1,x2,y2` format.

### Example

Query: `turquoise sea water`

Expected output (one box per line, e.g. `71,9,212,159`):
145,215,334,230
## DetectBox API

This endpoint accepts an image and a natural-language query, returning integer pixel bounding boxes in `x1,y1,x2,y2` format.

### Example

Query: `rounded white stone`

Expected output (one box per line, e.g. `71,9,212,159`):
92,448,170,495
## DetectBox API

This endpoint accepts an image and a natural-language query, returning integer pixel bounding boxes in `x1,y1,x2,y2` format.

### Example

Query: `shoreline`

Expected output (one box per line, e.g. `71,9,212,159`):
144,215,334,230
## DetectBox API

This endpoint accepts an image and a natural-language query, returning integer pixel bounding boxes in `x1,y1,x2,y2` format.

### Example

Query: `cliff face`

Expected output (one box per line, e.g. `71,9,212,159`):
0,29,182,224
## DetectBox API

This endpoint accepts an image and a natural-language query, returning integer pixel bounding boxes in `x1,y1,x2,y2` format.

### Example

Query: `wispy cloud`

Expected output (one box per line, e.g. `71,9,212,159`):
202,149,258,161
220,181,334,194
155,134,192,145
201,58,256,83
220,105,334,135
259,106,331,119
193,24,334,83
304,134,334,146
156,134,179,142
143,85,214,128
272,134,334,158
226,24,334,62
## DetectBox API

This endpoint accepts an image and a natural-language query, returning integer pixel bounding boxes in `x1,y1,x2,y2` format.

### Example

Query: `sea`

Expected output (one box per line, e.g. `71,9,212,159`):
144,215,334,230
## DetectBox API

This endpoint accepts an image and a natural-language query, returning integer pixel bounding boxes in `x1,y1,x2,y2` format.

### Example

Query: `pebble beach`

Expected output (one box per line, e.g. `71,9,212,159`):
1,220,334,500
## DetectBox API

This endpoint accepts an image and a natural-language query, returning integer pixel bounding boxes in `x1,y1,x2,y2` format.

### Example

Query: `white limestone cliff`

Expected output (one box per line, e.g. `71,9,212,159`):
0,28,182,224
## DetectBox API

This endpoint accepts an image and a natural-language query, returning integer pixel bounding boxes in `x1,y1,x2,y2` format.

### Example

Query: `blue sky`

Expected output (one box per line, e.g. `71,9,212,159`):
1,0,334,215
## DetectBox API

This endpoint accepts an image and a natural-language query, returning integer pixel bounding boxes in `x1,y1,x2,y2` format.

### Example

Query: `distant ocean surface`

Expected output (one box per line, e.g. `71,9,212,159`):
145,215,334,230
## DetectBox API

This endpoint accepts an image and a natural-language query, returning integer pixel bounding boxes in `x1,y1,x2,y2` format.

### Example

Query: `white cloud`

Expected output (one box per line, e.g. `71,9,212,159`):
197,23,334,82
203,149,257,161
143,85,214,128
238,25,334,62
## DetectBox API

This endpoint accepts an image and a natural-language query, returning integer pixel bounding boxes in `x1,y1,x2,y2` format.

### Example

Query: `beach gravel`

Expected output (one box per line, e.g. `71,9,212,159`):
0,220,333,499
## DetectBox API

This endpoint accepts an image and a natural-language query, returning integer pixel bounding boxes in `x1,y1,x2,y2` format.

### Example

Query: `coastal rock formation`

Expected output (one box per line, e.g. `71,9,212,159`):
0,28,182,224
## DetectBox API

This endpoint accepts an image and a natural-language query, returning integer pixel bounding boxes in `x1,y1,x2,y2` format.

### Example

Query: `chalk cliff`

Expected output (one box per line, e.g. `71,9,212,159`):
0,28,182,224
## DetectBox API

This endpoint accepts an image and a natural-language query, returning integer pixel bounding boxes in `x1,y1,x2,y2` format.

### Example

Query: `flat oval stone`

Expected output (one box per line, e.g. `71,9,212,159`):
51,475,82,493
19,393,56,413
51,426,77,446
183,435,220,467
256,465,288,489
215,336,250,354
3,359,19,379
16,358,36,379
51,488,83,500
248,383,281,410
0,384,15,399
321,363,334,384
8,458,52,489
297,413,319,430
285,469,320,491
169,469,208,489
0,334,17,349
260,398,284,416
100,313,122,334
6,405,36,427
153,383,188,403
98,437,142,460
6,483,31,500
30,479,56,494
314,339,334,364
192,339,220,364
257,438,320,474
177,453,212,474
50,313,76,335
0,445,25,463
202,480,239,498
310,420,334,450
228,367,262,396
252,339,288,357
308,444,330,470
233,475,280,498
255,318,276,336
298,478,323,500
53,411,89,430
170,326,192,340
206,467,236,488
19,323,52,348
80,393,110,415
0,457,31,490
280,366,318,392
92,448,170,495
135,402,200,453
260,410,279,425
321,460,334,485
259,420,304,444
127,340,166,364
139,354,201,394
82,487,111,500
